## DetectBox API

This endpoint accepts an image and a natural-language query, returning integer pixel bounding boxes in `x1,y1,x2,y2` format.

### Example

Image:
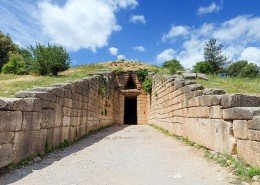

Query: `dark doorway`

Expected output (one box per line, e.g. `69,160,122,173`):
124,97,137,125
125,75,136,89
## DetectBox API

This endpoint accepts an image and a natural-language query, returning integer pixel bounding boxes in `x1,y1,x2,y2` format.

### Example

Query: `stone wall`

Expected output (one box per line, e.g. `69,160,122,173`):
147,74,260,167
0,73,115,168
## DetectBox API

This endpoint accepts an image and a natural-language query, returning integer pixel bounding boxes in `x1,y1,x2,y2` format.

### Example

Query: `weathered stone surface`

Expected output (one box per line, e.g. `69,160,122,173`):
248,116,260,131
187,107,210,118
248,130,260,141
0,144,13,167
40,109,55,128
233,120,248,139
181,84,203,94
202,88,226,95
0,111,22,132
30,87,64,98
184,118,236,154
223,107,260,120
0,99,7,109
13,130,47,162
61,127,70,142
46,127,62,149
0,132,14,144
237,140,260,167
15,91,56,103
0,98,41,111
221,94,260,108
182,73,197,79
209,106,223,119
22,112,41,131
197,73,208,80
200,95,222,106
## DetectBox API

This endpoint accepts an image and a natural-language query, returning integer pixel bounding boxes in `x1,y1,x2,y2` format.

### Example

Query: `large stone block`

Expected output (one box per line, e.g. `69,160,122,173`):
209,106,223,119
248,116,260,131
187,107,210,118
0,144,13,168
221,94,260,108
0,132,14,144
15,91,57,103
200,95,222,107
223,107,260,120
233,120,248,139
0,98,41,111
248,130,260,141
237,140,260,167
30,87,64,98
13,130,47,162
0,111,22,132
0,99,7,109
40,109,55,128
46,127,62,149
22,112,41,131
184,118,236,154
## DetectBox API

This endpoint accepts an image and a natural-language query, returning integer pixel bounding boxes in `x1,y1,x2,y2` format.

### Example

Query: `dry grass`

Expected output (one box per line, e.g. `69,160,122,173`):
0,61,154,97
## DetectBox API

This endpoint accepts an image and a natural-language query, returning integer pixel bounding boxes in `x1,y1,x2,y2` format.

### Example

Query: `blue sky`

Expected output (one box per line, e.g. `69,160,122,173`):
1,0,260,68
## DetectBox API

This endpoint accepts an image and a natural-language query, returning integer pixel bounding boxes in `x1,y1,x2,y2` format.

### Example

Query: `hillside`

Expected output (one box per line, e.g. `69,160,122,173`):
0,61,156,97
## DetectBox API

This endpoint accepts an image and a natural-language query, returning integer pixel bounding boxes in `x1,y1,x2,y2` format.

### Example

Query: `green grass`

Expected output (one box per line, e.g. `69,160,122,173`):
151,124,260,182
196,75,260,95
0,64,108,97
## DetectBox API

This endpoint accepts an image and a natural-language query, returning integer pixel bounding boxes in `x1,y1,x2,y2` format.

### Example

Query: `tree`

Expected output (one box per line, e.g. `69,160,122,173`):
28,43,70,76
226,60,248,77
162,59,184,74
204,38,228,74
2,52,27,75
0,31,19,70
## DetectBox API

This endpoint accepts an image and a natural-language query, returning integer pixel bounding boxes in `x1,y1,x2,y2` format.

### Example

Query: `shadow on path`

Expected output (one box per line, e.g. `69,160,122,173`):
0,124,129,185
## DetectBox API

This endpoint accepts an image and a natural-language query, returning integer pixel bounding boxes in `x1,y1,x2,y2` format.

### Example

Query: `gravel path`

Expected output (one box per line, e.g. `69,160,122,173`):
0,125,238,185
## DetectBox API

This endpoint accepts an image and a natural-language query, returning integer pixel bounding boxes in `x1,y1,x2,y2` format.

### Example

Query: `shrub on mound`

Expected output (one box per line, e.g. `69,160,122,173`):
193,61,214,74
28,43,70,76
2,52,28,75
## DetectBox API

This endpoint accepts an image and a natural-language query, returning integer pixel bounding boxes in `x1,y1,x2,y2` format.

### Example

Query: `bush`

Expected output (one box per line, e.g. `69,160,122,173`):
28,43,70,76
143,77,152,93
162,59,184,74
137,68,149,82
238,63,259,78
226,60,248,77
2,52,27,75
193,61,214,74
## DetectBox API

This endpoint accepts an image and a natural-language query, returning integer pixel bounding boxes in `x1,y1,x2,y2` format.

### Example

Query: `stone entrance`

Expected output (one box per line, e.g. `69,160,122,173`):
124,96,137,125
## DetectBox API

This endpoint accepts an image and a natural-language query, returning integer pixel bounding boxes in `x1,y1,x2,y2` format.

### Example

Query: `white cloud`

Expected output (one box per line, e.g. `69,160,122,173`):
0,0,138,51
156,49,175,63
117,54,126,60
38,0,130,52
162,25,190,42
133,46,145,52
129,15,146,24
197,2,221,15
240,47,260,65
162,15,260,68
108,47,118,56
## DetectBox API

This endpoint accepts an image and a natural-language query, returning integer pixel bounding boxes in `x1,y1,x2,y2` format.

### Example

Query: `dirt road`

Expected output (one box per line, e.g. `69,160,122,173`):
0,125,238,185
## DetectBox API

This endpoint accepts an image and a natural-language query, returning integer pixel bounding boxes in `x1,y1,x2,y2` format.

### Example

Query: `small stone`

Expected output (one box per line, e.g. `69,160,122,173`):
252,175,260,181
33,157,41,163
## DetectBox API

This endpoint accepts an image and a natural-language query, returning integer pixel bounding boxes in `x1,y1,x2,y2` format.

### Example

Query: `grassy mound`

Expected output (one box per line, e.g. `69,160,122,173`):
0,61,156,97
196,75,260,96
